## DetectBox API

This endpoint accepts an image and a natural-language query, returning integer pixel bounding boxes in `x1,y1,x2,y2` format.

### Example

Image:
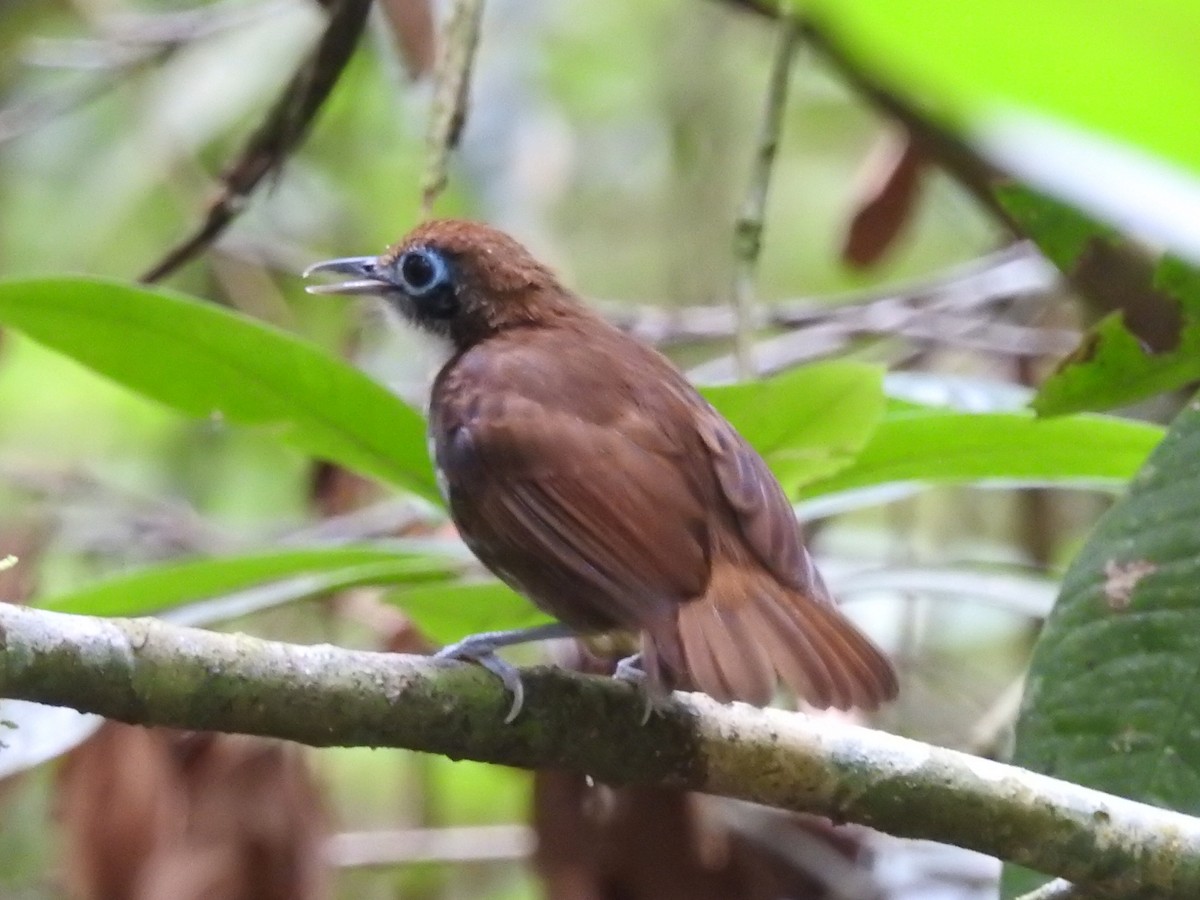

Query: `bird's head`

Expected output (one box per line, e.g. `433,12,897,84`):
304,219,581,348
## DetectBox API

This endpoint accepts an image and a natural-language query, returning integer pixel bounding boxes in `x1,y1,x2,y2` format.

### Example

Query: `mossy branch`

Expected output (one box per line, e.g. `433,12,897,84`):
2,602,1199,897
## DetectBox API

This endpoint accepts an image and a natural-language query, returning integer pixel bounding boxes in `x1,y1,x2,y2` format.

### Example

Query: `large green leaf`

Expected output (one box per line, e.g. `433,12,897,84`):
38,545,455,617
798,0,1200,180
0,277,438,500
801,402,1162,499
703,360,886,493
1003,397,1200,896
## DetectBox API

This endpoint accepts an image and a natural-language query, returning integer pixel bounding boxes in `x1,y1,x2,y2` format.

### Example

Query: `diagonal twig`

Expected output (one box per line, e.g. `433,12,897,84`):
0,0,292,145
141,0,372,283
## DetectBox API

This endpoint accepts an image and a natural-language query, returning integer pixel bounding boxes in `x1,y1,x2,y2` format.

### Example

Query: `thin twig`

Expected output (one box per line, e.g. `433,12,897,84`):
328,825,533,867
2,603,1200,898
731,10,801,378
0,0,292,145
0,70,131,145
141,0,371,282
26,0,291,65
966,672,1026,758
688,299,1074,382
420,0,486,215
606,240,1059,345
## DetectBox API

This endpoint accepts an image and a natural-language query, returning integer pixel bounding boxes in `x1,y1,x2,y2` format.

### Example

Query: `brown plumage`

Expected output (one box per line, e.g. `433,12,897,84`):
306,220,897,713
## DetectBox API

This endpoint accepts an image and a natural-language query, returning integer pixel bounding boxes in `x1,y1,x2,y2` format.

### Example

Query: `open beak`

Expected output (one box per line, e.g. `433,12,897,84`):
302,256,391,296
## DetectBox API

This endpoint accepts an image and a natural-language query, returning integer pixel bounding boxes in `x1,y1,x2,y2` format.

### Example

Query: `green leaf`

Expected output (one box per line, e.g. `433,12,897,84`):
1003,396,1200,896
801,402,1162,499
703,360,886,493
797,0,1200,181
1033,256,1200,415
385,580,552,644
1033,314,1200,416
996,187,1200,414
997,184,1115,272
0,277,439,500
38,545,455,617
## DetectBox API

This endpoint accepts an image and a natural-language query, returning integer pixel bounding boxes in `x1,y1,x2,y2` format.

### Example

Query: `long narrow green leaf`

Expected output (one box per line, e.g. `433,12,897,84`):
0,277,438,500
386,580,552,644
801,403,1162,499
39,546,455,617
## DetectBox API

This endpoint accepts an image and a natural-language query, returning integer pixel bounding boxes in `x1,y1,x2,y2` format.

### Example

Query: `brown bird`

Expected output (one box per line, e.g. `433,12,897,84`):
306,220,897,721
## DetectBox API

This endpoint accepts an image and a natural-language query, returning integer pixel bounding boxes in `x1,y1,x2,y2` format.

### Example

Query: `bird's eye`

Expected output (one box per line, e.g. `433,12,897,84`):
397,248,449,296
392,246,458,320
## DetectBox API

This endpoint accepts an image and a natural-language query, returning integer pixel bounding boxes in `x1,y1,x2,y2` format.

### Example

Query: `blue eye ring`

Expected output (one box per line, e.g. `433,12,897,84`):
396,248,449,296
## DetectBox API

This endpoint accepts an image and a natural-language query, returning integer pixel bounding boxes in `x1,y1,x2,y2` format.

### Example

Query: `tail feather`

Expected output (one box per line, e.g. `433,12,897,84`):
712,603,776,705
813,599,898,707
656,564,896,711
676,602,776,705
741,598,837,706
676,603,732,702
773,591,895,708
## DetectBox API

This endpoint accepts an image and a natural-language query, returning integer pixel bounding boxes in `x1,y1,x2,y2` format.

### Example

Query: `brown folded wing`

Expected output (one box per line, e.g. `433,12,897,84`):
688,407,899,709
435,375,709,647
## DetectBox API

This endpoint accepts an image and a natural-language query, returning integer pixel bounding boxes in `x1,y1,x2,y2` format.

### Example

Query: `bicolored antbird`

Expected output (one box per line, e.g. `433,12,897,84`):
306,220,897,721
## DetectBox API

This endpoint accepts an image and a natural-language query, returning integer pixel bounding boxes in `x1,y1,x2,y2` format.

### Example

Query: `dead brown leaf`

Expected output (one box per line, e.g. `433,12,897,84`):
57,724,330,900
841,129,925,269
378,0,438,79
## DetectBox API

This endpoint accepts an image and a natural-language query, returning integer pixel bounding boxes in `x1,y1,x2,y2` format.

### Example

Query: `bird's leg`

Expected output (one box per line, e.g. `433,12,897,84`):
434,622,574,723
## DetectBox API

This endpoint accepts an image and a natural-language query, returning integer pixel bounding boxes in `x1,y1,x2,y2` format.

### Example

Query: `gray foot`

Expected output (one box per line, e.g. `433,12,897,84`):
613,652,667,725
433,623,573,723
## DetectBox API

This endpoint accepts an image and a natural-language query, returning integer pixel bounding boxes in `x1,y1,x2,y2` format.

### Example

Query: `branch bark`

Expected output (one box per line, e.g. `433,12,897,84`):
3,602,1200,897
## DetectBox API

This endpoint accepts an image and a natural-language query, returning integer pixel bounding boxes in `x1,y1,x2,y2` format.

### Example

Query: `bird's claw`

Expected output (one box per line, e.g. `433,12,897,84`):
435,638,526,724
613,652,665,725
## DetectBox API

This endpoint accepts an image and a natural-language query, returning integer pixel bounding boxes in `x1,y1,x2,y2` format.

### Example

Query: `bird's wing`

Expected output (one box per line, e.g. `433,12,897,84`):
688,406,898,709
693,406,819,595
436,387,710,633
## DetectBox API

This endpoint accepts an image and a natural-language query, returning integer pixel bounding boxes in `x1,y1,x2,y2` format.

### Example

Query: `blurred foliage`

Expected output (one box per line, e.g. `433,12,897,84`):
0,0,1198,898
799,0,1200,171
1000,188,1200,416
800,0,1200,259
1035,257,1200,415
